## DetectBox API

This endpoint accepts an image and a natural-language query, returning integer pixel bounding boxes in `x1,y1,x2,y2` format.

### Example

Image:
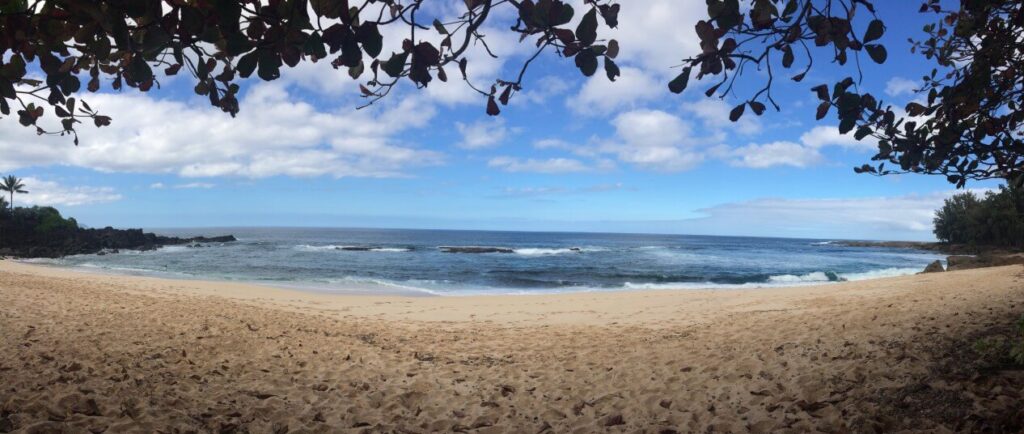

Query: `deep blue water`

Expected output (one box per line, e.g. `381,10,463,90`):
28,228,945,295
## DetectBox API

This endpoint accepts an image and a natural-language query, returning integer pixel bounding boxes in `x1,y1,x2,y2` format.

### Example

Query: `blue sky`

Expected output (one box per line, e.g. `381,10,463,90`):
0,0,998,240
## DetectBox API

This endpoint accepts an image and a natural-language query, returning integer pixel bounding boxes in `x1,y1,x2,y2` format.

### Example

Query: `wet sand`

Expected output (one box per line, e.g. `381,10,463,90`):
1,260,1022,432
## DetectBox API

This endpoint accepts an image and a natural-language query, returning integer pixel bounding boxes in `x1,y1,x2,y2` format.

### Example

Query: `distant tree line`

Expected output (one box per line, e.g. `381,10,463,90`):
934,187,1024,247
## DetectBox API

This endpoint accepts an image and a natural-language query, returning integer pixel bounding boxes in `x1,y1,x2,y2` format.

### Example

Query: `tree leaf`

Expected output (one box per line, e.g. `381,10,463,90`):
865,44,887,64
257,51,281,81
729,103,745,122
838,116,856,134
574,49,598,76
811,84,829,101
486,95,500,115
357,23,383,58
864,19,884,43
603,57,620,81
749,101,766,115
382,52,409,77
815,101,829,120
433,19,448,35
782,45,794,68
668,67,691,94
236,51,259,78
606,39,619,59
576,8,598,46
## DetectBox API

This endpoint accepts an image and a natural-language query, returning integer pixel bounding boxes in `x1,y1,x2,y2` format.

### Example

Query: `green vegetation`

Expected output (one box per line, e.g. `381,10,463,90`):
934,187,1024,248
0,175,27,210
0,205,79,239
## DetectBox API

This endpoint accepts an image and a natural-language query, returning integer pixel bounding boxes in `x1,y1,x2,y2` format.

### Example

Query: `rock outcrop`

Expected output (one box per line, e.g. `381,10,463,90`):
922,260,945,273
0,206,235,259
946,254,1024,271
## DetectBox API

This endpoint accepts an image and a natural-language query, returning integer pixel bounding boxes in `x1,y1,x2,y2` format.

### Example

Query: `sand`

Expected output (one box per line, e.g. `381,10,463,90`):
1,260,1023,433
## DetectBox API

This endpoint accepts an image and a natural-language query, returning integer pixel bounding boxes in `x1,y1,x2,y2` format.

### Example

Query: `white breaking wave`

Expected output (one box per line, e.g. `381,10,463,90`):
767,271,834,283
624,266,928,291
841,267,926,281
295,244,351,251
810,241,835,246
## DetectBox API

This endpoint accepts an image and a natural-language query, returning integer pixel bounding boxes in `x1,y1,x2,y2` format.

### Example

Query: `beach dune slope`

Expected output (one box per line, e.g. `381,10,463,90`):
1,261,1023,433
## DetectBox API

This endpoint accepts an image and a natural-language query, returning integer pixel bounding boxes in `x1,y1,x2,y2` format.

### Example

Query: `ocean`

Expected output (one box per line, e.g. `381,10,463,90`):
27,227,945,296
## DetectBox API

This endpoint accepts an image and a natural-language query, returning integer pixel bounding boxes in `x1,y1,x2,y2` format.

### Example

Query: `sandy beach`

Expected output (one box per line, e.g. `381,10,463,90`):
1,260,1023,433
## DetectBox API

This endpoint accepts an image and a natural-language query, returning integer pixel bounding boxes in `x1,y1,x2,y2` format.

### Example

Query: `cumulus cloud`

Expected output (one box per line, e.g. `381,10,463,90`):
488,156,592,173
603,109,704,171
455,118,508,149
714,141,823,168
716,125,878,168
800,126,877,151
0,83,442,178
566,67,663,116
683,99,762,135
600,0,704,74
885,77,919,97
15,177,121,207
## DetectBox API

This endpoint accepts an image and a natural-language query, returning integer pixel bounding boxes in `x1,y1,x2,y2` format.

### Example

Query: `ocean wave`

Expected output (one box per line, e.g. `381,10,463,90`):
309,276,442,295
767,271,844,283
841,267,925,281
810,241,835,246
513,247,602,256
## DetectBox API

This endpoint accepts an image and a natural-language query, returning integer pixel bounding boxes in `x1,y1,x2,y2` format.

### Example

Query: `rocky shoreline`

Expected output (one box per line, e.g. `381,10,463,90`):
0,226,235,259
835,240,1024,273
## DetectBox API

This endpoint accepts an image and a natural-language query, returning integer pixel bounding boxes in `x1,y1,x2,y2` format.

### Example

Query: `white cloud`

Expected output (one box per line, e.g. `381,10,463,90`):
149,182,165,189
800,126,876,151
0,83,442,178
684,190,993,240
602,0,704,74
488,156,591,173
683,99,762,135
15,177,121,207
515,75,572,106
567,67,662,116
885,77,919,97
714,125,879,169
715,141,823,168
174,182,215,189
455,118,508,149
496,182,628,198
603,109,704,171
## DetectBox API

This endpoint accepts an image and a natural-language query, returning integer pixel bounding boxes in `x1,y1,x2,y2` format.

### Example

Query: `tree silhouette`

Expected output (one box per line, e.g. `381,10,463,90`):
0,0,1020,186
0,175,28,210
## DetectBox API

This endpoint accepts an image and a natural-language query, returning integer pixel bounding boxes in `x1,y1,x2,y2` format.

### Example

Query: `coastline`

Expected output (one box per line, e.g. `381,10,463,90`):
0,260,967,324
2,260,1022,431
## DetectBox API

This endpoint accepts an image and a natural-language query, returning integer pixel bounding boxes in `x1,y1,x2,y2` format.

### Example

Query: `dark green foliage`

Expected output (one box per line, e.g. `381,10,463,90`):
0,205,235,258
0,206,80,250
681,0,1024,187
0,0,621,132
934,187,1024,247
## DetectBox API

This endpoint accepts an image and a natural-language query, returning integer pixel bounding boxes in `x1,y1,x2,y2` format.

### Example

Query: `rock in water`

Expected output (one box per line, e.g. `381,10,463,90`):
824,271,847,282
922,260,945,273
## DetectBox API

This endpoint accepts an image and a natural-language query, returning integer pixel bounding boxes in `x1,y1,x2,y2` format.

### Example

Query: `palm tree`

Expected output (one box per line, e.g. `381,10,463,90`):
0,176,28,210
